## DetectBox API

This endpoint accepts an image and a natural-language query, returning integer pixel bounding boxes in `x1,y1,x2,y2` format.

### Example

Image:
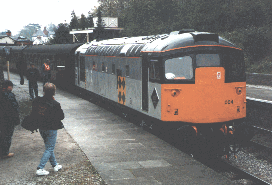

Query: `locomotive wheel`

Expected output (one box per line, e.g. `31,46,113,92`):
176,125,198,155
196,127,226,160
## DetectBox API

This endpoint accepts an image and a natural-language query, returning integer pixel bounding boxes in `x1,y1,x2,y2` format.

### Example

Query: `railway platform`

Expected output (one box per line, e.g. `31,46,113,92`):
246,73,272,103
2,72,268,185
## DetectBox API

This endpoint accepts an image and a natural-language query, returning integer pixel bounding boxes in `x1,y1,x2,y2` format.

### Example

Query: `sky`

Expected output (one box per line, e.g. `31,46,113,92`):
1,0,100,36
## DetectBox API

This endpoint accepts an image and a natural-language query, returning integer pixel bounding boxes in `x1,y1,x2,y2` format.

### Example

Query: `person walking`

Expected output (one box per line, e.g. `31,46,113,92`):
17,56,27,85
41,59,52,86
26,63,40,100
0,80,20,159
33,83,64,176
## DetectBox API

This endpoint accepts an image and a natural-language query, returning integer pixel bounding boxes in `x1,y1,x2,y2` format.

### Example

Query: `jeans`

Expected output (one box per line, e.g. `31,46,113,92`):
0,125,15,156
38,130,58,169
29,81,38,99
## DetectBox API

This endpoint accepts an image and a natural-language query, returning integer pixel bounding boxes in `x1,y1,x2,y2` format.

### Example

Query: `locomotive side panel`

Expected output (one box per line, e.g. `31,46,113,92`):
123,58,142,111
147,82,162,120
106,57,118,102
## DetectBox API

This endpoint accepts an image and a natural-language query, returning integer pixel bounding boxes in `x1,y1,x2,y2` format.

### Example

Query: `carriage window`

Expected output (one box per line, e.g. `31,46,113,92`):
92,61,97,71
126,65,129,77
149,60,160,80
196,54,220,67
102,62,105,72
165,56,193,80
112,64,115,74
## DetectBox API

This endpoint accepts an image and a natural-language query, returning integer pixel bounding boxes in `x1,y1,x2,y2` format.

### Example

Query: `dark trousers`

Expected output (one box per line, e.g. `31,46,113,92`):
0,125,15,156
29,81,38,99
43,74,51,86
19,71,24,85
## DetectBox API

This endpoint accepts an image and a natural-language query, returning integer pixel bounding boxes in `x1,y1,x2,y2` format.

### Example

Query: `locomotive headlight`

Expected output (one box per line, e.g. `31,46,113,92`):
171,89,180,97
236,87,242,95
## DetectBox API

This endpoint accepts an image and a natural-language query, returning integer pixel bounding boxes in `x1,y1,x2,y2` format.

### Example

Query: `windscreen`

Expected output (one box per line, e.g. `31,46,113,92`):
196,54,220,67
165,56,193,80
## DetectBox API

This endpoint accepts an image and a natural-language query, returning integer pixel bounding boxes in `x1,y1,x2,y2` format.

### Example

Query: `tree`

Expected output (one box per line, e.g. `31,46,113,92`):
69,10,79,30
50,23,72,44
120,0,179,36
87,11,94,28
47,23,57,32
93,7,106,41
79,14,88,30
19,24,41,40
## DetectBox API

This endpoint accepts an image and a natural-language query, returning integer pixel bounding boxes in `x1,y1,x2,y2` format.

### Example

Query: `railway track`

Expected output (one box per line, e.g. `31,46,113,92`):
216,125,272,185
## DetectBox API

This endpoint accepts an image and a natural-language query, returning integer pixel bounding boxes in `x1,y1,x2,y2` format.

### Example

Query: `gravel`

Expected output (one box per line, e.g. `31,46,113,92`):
225,144,272,184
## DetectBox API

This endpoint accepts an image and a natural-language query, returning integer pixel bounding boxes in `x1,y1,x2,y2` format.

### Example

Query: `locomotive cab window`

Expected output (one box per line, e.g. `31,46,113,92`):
125,65,129,77
149,60,160,80
196,54,220,67
165,56,193,80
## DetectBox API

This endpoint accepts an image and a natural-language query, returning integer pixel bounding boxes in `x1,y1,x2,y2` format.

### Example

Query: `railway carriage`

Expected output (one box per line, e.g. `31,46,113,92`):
0,46,26,72
75,30,249,156
22,43,82,86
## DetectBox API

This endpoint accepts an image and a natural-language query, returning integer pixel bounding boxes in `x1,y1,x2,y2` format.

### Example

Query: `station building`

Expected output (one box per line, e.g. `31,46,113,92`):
0,30,33,46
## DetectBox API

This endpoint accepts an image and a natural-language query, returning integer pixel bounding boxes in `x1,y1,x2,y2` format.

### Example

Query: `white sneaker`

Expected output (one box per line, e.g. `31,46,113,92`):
36,169,49,176
53,164,62,172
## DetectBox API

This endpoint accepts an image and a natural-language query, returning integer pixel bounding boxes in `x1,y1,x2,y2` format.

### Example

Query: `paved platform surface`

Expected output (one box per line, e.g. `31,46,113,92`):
3,72,245,185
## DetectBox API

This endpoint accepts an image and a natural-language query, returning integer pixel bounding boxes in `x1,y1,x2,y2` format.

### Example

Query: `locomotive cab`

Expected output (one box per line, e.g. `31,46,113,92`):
141,31,248,157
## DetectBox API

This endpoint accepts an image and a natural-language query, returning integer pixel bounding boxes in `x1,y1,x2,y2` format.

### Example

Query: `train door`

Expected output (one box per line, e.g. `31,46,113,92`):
142,56,149,112
76,55,86,89
117,69,122,89
75,52,79,86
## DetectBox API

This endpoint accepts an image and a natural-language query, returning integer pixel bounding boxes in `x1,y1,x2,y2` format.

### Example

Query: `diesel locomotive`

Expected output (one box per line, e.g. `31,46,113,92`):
1,30,252,157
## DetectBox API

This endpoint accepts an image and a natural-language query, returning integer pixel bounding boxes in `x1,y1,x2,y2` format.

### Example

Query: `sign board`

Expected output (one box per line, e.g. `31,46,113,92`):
93,17,118,27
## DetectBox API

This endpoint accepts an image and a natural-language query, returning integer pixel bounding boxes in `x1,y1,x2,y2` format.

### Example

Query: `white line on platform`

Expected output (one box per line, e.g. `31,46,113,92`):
247,84,272,90
246,96,272,104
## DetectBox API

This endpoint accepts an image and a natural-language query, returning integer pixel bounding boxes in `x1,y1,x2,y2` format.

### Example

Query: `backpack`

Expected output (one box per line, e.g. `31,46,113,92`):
21,114,39,133
21,96,51,133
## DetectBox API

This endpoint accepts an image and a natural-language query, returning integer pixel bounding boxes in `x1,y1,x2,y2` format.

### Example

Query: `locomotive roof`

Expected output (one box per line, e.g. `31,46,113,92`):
23,43,82,54
84,31,240,57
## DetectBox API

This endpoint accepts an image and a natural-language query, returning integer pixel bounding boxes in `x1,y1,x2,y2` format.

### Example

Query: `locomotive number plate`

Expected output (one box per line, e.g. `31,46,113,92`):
225,100,233,104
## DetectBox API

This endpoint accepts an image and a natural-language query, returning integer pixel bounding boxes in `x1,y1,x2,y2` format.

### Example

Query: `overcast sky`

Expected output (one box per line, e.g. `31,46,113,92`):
1,0,100,36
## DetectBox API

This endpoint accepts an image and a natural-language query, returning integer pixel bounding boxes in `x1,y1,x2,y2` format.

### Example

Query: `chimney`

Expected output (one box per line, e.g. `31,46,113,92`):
6,30,11,36
43,27,48,36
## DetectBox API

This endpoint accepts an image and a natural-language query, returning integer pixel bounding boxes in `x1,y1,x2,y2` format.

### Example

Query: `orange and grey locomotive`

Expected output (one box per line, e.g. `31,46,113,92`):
75,30,250,157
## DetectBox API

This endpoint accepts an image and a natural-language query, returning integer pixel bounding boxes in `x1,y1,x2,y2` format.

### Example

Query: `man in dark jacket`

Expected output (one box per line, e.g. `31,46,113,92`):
17,57,27,85
0,80,20,159
26,63,40,100
33,82,64,176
